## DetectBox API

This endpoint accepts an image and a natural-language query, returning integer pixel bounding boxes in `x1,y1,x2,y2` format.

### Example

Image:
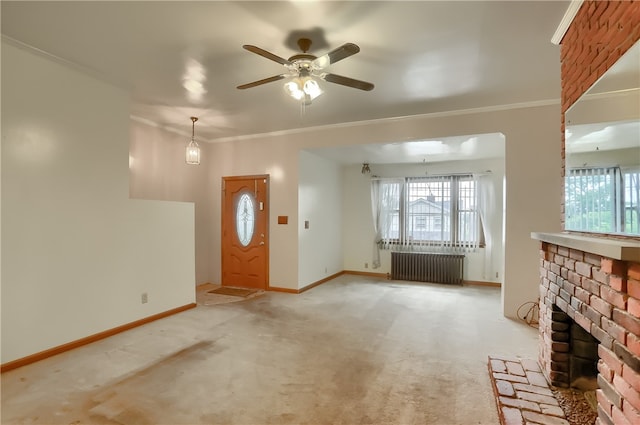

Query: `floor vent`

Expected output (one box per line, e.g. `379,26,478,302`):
391,252,464,285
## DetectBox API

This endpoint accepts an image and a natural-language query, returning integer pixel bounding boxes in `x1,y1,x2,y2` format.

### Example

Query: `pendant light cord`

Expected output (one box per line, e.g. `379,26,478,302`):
191,116,198,139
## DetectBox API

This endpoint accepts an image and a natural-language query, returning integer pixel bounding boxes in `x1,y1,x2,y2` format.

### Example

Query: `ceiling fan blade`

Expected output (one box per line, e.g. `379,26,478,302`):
242,45,292,66
313,43,360,68
237,74,286,90
322,73,374,91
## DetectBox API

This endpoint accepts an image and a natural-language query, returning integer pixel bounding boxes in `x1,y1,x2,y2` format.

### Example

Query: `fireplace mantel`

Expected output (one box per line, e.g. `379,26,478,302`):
531,232,640,262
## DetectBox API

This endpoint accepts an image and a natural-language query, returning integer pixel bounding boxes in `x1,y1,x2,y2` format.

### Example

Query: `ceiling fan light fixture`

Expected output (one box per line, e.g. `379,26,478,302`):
185,116,201,165
238,38,374,102
303,78,322,99
284,80,305,101
284,76,322,103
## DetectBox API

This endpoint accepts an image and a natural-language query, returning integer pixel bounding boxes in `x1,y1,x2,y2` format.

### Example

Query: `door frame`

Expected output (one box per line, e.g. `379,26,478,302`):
221,174,270,289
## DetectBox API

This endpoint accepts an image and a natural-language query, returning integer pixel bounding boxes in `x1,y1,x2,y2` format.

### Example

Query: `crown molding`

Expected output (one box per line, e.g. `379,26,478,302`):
2,35,132,91
551,0,584,45
199,98,560,144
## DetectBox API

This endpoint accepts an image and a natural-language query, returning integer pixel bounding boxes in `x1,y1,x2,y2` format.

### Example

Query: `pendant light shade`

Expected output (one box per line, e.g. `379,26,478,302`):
186,116,200,165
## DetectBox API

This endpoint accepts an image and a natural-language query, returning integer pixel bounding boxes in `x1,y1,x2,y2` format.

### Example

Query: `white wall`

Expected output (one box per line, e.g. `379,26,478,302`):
567,147,640,169
1,40,195,363
208,137,302,290
502,107,562,317
341,158,506,283
298,151,343,288
129,120,215,285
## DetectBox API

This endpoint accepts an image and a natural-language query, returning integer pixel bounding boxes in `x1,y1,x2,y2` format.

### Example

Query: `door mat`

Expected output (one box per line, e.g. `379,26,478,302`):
208,287,257,297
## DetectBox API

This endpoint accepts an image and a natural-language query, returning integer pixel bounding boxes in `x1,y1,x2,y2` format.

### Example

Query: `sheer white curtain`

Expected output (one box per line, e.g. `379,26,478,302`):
476,173,494,278
370,179,401,268
459,174,481,253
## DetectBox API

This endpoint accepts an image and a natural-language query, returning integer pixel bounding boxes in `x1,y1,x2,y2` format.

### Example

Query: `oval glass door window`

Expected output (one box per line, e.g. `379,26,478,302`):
236,193,255,246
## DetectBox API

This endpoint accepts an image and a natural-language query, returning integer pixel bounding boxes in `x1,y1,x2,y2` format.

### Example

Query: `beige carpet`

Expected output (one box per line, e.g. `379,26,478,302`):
2,275,538,425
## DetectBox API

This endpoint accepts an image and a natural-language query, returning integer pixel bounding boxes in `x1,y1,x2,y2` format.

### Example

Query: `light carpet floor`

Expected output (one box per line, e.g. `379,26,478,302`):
1,275,538,425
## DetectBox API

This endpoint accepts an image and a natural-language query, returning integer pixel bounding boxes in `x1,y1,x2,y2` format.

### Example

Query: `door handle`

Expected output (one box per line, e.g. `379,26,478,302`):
259,241,265,245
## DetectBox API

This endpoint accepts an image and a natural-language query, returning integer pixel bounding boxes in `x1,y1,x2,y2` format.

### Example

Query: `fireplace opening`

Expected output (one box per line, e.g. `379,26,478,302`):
550,305,599,390
568,322,598,391
549,305,599,422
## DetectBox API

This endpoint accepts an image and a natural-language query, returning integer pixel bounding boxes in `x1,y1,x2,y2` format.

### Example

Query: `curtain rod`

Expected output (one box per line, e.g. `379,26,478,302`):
369,170,492,180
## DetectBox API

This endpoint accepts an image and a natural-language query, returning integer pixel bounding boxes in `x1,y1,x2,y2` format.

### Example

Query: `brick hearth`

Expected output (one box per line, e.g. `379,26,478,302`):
488,356,569,425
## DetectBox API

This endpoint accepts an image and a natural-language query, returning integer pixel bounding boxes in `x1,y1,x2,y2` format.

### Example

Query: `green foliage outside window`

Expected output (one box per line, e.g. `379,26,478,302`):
565,167,640,235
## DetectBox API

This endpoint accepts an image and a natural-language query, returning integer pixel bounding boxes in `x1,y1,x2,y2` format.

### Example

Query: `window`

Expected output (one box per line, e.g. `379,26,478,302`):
625,171,640,235
236,192,255,246
565,167,640,235
373,175,482,251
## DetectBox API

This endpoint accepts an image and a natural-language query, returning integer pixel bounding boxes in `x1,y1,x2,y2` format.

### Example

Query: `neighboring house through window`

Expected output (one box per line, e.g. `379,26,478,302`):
372,174,483,252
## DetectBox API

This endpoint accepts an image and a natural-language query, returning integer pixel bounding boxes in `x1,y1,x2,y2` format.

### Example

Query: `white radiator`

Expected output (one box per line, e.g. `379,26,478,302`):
391,252,464,285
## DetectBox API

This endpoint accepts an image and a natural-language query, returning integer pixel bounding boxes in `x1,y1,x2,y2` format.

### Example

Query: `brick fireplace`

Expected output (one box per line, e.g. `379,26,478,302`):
532,1,640,424
534,233,640,425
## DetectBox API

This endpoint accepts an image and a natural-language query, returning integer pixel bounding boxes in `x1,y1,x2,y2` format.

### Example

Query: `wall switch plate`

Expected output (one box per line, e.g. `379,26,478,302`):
305,220,309,229
141,293,148,304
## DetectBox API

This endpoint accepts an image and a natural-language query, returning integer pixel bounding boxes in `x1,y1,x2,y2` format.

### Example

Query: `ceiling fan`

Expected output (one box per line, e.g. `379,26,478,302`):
237,38,374,103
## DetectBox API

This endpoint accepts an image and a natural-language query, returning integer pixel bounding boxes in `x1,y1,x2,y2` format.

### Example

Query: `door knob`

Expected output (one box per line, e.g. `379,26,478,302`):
259,241,265,245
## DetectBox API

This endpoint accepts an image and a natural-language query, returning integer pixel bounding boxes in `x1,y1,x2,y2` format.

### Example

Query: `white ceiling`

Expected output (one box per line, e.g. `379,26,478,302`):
567,120,640,153
1,1,570,162
310,132,506,164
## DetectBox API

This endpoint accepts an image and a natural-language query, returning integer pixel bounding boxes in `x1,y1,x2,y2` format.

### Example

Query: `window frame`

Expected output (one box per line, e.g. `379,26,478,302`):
380,175,484,248
565,166,640,236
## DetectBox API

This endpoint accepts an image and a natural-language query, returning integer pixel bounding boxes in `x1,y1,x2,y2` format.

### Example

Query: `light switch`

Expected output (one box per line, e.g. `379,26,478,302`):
305,220,310,229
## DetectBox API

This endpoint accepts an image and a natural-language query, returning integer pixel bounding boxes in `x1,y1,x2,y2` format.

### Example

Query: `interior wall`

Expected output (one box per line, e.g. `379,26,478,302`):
1,40,195,363
206,103,561,318
568,147,640,169
129,120,215,285
341,158,506,283
298,151,343,288
208,138,301,290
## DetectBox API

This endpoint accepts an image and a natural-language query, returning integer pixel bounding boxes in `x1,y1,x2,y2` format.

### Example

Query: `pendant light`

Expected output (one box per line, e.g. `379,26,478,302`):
185,116,200,165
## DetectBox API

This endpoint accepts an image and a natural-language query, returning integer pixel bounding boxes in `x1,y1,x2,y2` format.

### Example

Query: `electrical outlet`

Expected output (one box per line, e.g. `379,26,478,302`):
141,293,148,304
365,262,369,269
495,272,499,279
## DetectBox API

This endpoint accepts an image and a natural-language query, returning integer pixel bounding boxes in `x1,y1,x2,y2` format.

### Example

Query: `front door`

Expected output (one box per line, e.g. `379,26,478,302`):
221,175,268,290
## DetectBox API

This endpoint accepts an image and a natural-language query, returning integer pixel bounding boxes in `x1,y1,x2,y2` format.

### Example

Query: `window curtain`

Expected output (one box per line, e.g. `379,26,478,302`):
625,169,640,234
476,173,494,279
370,178,402,268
